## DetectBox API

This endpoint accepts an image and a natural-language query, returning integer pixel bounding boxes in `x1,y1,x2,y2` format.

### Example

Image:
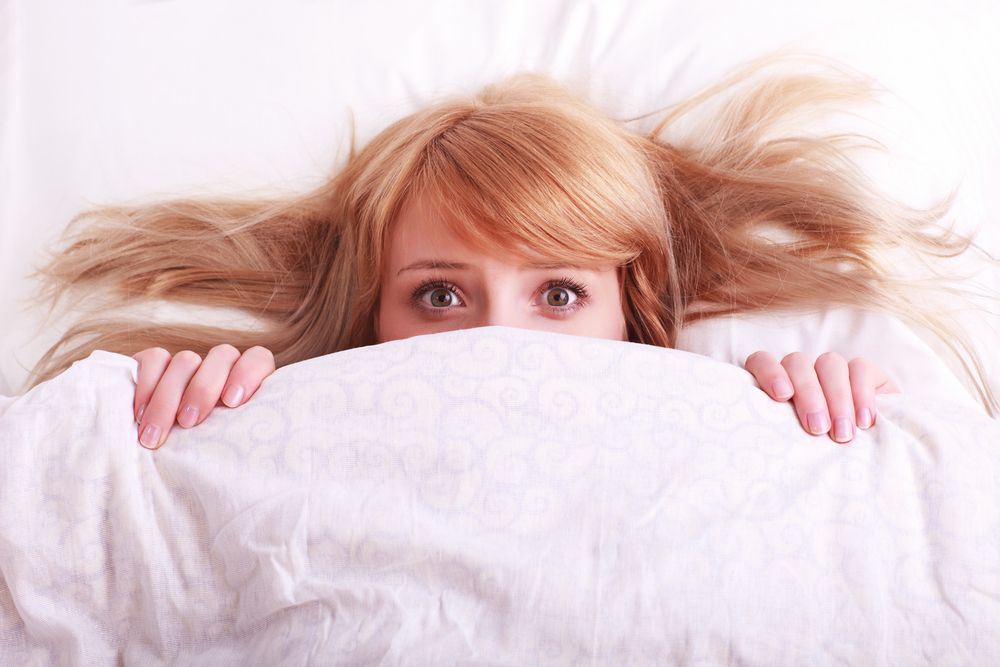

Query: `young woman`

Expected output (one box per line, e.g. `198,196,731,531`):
28,59,995,449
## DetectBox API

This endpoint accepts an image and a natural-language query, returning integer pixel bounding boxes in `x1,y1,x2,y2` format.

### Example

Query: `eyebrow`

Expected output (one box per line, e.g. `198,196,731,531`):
396,260,580,276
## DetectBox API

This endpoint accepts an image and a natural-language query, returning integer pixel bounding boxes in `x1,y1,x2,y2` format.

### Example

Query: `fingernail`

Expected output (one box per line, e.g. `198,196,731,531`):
807,412,829,434
136,403,145,422
858,407,873,429
833,417,854,443
223,385,244,407
139,424,161,449
772,380,793,399
178,405,199,428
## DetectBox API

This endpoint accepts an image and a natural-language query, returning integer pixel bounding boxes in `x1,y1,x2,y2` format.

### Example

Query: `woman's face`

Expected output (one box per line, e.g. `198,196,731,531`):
376,198,627,343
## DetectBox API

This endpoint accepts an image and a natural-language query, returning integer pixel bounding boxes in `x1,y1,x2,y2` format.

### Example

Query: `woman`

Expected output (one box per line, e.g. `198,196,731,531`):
28,59,995,449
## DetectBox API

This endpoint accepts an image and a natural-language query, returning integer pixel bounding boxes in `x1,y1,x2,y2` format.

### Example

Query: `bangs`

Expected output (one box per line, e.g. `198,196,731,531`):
408,103,660,268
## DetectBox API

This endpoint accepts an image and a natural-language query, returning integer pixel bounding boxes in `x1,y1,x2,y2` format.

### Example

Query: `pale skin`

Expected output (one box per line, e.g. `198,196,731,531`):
132,199,900,449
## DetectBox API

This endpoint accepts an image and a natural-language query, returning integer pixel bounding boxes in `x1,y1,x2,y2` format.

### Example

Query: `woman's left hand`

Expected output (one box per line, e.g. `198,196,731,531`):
744,351,900,444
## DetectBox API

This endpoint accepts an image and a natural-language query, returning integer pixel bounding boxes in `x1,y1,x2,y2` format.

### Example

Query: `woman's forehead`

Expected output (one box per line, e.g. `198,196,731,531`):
386,217,540,271
389,195,550,264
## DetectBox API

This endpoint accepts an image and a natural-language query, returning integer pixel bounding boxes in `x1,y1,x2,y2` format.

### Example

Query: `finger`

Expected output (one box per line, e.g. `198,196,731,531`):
221,346,276,408
176,344,242,428
814,352,855,444
848,358,899,430
781,352,829,437
138,350,202,450
745,351,794,401
132,347,172,423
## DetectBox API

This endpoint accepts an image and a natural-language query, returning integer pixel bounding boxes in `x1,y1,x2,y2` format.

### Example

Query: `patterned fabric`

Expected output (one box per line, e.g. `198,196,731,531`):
1,327,998,665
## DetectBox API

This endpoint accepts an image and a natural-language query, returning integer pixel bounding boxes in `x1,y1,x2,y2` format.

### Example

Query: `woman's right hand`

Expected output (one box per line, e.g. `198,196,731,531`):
132,345,276,450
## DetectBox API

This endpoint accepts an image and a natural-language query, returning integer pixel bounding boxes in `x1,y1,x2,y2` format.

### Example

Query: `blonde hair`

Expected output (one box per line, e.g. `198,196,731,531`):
26,57,998,413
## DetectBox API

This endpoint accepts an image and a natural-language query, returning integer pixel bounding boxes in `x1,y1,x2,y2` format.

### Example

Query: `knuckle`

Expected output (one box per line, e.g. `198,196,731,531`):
211,343,241,358
247,345,276,363
173,350,203,366
135,346,170,362
815,351,845,370
781,351,806,367
848,357,868,372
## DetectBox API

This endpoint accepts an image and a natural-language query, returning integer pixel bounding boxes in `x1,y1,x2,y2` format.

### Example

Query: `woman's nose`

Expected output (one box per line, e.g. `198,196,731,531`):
480,303,525,330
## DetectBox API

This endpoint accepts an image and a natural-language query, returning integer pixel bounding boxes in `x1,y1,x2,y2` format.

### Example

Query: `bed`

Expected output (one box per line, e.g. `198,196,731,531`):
1,1,999,663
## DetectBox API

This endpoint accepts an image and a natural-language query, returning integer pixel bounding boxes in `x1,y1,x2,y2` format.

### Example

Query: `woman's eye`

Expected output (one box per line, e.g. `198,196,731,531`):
423,287,459,308
542,286,577,308
410,281,465,313
413,279,583,314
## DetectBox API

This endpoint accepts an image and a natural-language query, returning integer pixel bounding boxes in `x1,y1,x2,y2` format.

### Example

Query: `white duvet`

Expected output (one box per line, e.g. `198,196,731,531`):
1,326,998,665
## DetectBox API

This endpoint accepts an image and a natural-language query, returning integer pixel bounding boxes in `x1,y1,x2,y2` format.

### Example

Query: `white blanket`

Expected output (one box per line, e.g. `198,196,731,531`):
1,327,999,665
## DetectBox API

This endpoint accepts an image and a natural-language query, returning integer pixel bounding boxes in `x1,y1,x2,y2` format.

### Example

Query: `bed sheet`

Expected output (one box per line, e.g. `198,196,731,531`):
1,326,998,664
0,0,998,404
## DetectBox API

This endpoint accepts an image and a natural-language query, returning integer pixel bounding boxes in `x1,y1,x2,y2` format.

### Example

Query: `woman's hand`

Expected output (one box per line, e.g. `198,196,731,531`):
744,351,899,444
132,345,276,450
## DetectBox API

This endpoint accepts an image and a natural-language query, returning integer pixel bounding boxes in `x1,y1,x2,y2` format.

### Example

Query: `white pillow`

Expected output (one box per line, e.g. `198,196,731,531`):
1,1,998,401
2,327,998,663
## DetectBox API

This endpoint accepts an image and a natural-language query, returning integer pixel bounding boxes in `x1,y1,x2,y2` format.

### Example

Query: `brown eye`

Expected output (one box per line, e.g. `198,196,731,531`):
412,281,464,312
426,287,456,308
543,287,575,308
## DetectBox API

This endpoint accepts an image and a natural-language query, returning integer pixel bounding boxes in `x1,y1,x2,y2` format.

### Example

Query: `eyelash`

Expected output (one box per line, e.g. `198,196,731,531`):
409,277,591,316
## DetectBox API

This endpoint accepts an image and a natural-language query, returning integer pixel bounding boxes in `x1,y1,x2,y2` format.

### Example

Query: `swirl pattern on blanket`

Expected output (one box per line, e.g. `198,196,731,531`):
0,326,998,665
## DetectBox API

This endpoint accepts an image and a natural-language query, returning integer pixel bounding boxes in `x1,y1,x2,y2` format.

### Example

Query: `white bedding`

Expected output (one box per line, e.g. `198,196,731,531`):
1,1,999,403
1,4,999,661
1,327,998,664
